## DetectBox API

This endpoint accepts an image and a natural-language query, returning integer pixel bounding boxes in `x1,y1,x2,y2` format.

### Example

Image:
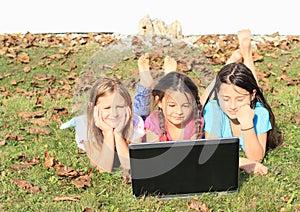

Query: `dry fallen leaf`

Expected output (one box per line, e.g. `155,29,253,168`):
187,199,210,212
10,179,40,193
17,53,30,63
29,117,51,127
53,195,81,201
17,110,47,119
0,140,6,146
10,156,41,171
24,126,52,135
71,174,91,188
44,150,59,168
54,164,79,177
23,66,31,72
5,133,24,141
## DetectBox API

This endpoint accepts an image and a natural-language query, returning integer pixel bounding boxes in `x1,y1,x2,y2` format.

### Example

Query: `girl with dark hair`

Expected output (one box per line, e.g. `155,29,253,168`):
203,29,283,175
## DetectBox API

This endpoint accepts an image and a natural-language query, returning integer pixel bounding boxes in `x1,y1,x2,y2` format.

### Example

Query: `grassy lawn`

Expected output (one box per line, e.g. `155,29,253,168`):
0,33,299,211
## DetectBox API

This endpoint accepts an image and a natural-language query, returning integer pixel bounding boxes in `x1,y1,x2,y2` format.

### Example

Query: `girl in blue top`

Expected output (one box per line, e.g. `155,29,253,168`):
203,29,283,175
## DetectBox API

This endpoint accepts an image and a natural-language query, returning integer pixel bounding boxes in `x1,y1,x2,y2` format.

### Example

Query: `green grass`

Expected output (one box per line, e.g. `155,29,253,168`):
0,35,299,211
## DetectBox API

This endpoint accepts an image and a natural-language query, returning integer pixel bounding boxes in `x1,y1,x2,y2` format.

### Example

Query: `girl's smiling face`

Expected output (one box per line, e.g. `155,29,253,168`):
217,83,255,120
158,90,194,127
96,91,127,128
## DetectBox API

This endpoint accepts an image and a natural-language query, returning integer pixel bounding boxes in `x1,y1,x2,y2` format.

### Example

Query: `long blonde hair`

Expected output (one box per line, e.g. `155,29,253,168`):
87,77,133,146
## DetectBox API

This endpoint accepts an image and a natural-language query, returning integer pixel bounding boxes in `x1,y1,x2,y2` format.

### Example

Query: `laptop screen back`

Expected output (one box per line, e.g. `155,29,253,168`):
129,137,239,198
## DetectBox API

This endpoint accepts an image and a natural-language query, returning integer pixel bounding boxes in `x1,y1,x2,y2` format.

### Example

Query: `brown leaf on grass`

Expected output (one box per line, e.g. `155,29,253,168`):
49,107,69,124
10,157,41,171
271,100,285,108
44,150,59,168
281,195,291,203
29,117,51,127
50,114,62,124
0,86,12,98
34,96,43,108
10,179,40,193
48,54,62,61
23,66,31,73
288,55,299,62
187,199,210,212
52,107,69,116
66,72,78,80
82,207,94,212
257,71,270,89
60,78,72,90
252,51,264,62
53,195,81,201
60,58,67,66
24,126,52,135
6,48,18,58
275,70,300,86
10,80,18,86
17,53,30,63
17,110,47,119
2,133,23,146
0,140,6,146
5,133,24,141
71,174,91,188
58,47,79,56
291,114,300,125
267,63,273,70
33,73,50,81
0,47,7,56
54,164,80,177
68,60,77,71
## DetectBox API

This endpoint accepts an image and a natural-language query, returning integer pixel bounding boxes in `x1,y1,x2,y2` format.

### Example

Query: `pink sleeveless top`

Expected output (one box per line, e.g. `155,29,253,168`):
144,111,204,141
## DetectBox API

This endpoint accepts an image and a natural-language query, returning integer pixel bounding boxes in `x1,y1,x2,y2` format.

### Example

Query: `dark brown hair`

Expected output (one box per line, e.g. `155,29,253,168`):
152,72,203,139
205,62,283,150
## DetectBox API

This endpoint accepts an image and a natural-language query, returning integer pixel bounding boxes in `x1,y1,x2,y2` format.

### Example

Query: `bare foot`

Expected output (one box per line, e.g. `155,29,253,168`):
163,55,177,75
226,49,243,64
237,29,258,83
138,54,153,88
237,29,252,54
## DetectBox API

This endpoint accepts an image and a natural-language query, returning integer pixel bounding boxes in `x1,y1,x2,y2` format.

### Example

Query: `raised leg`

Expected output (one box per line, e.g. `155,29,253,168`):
163,55,177,75
138,53,154,89
237,29,258,83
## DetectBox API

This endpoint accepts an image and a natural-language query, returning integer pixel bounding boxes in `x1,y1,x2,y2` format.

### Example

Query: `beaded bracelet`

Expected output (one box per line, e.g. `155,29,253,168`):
241,126,254,131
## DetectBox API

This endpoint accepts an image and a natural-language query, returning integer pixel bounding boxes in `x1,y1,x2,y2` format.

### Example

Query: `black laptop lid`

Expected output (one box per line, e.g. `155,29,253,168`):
129,137,239,198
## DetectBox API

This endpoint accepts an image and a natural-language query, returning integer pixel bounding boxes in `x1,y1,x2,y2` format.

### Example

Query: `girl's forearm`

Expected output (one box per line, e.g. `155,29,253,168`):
95,132,115,172
243,129,266,162
114,132,130,170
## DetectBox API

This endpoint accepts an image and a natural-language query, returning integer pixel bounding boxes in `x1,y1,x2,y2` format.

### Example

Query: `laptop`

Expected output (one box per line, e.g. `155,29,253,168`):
129,137,239,199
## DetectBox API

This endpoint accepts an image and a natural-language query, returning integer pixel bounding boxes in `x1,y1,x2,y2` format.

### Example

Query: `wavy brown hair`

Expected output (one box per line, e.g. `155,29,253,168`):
87,77,133,146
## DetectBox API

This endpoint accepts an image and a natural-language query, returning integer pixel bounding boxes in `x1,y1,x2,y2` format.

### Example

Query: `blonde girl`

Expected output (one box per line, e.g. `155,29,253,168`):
83,76,144,173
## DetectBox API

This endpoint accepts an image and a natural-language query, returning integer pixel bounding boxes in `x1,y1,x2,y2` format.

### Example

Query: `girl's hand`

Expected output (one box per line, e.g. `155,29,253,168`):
94,106,113,134
236,104,255,128
115,106,131,135
242,161,268,175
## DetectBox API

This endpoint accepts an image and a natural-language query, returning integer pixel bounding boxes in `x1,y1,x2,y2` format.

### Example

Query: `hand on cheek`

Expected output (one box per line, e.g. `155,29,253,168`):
115,106,131,134
236,104,254,128
94,106,113,134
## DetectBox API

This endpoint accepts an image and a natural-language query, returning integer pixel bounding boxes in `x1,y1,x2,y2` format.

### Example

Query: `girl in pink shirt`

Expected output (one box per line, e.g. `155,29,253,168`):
144,71,204,142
